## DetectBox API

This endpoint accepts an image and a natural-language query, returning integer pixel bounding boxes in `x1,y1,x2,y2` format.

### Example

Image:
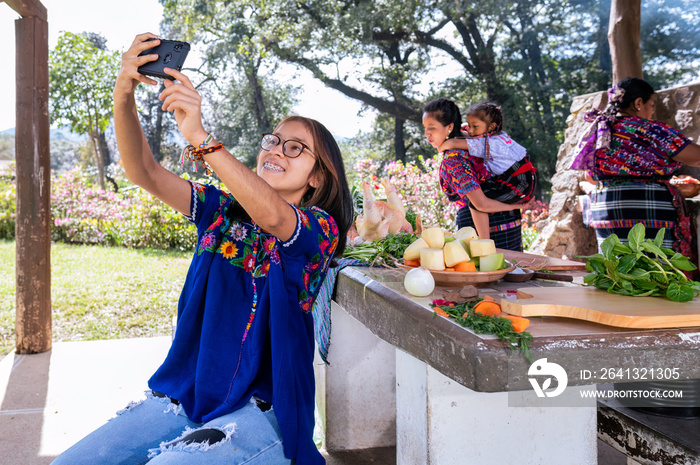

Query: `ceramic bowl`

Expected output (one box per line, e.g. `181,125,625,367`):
503,268,535,282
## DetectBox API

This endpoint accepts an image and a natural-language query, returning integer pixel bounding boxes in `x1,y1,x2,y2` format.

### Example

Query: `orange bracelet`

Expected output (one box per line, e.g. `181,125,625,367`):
179,143,224,175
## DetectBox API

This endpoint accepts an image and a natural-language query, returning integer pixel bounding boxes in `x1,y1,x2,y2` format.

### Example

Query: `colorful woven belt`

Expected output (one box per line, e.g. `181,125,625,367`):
587,219,674,229
489,219,521,233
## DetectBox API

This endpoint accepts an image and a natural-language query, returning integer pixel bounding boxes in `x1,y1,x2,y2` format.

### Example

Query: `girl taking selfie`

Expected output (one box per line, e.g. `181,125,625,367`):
52,33,352,465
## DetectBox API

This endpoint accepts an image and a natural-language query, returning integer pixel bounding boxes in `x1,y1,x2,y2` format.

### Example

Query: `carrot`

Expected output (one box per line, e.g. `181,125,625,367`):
473,300,502,317
500,313,530,333
481,295,495,302
454,261,477,272
444,267,455,271
404,259,420,267
433,306,450,318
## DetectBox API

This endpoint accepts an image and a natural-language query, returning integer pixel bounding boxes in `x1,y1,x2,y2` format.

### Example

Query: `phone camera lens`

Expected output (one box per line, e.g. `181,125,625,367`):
174,44,182,51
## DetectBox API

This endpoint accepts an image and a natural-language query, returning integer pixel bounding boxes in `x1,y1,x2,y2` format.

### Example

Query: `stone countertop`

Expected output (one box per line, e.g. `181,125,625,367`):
334,266,700,392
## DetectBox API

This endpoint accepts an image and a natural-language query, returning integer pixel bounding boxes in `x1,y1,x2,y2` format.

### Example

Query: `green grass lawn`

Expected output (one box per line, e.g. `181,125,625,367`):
0,240,192,358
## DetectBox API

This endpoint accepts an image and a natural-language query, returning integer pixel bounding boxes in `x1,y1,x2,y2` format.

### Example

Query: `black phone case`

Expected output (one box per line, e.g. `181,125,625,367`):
137,39,190,80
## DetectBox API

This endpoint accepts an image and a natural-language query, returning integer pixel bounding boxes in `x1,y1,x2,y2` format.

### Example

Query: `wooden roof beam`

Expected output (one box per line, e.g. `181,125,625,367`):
3,0,47,21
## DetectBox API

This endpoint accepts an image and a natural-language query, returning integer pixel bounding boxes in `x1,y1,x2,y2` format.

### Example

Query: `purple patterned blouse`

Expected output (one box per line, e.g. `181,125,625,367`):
592,116,690,177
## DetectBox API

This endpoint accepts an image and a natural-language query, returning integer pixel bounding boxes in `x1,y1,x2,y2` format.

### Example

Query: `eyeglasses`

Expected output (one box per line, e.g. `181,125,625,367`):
260,133,315,158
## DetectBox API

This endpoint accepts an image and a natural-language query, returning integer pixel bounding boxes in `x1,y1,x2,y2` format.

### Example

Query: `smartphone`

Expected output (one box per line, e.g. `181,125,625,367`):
137,39,190,80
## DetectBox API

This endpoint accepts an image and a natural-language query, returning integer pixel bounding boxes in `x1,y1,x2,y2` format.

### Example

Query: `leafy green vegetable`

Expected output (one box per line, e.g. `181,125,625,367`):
342,232,419,266
580,223,700,302
434,299,534,363
341,241,383,262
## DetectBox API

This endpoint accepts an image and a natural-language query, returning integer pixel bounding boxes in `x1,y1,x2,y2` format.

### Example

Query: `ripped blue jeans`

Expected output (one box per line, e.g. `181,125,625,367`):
51,391,292,465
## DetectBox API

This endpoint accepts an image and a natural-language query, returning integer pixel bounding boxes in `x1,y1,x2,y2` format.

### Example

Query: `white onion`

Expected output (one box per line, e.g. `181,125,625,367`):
403,267,435,297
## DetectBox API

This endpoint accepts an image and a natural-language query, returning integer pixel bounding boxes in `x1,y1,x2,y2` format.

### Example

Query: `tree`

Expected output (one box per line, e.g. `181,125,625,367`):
159,0,700,189
640,0,700,87
251,0,431,161
609,0,643,83
0,134,13,160
160,0,297,168
49,32,121,189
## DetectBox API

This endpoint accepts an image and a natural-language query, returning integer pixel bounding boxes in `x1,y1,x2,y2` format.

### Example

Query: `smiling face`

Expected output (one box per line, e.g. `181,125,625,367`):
422,112,453,148
256,120,320,205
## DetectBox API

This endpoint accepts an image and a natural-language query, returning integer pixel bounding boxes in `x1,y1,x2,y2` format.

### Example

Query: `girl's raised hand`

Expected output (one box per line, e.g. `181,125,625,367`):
159,68,208,147
114,33,162,96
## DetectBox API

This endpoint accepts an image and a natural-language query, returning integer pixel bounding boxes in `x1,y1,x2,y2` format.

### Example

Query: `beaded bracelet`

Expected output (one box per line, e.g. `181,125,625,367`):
179,143,224,175
199,133,214,148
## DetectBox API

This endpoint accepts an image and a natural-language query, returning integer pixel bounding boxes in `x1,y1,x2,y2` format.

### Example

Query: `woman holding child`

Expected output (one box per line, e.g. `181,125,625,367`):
423,98,536,251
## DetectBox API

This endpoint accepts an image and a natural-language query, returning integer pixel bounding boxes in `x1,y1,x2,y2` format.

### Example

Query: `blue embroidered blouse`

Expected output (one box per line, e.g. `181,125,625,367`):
148,181,338,464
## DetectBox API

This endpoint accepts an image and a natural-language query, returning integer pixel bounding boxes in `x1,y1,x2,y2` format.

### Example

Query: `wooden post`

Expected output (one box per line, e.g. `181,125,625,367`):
14,13,52,354
608,0,643,84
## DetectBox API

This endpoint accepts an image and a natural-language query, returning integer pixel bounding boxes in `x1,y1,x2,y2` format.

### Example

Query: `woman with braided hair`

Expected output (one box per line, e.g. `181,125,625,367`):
571,77,700,261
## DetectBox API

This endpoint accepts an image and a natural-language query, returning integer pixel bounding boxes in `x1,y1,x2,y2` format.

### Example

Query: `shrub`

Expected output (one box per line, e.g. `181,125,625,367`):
0,164,197,250
51,168,196,250
521,199,550,251
521,198,550,229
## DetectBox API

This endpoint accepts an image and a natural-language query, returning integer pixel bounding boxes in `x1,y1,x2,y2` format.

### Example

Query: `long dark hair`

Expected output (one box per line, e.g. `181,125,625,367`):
615,77,655,111
466,102,504,133
423,98,463,138
278,116,353,257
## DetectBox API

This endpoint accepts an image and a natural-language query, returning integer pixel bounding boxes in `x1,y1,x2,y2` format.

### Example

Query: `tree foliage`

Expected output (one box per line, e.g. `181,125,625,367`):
160,0,297,167
49,32,121,188
0,134,13,161
640,0,700,86
156,0,700,191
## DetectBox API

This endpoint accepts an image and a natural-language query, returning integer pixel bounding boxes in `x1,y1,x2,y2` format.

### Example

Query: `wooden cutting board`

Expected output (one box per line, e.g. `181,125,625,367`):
499,249,588,271
500,286,700,329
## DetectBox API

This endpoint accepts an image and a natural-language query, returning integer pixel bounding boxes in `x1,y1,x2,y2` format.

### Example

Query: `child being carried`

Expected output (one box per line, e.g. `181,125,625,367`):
440,102,537,240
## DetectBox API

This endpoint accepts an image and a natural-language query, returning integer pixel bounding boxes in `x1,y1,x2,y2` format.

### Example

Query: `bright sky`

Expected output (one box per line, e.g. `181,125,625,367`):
0,0,372,138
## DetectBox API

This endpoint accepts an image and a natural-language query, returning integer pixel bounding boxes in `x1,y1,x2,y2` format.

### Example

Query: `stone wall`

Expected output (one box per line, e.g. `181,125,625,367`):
530,81,700,259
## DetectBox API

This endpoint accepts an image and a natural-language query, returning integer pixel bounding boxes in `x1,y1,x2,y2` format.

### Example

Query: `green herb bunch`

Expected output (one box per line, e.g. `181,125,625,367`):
342,232,419,266
434,300,534,362
581,223,699,302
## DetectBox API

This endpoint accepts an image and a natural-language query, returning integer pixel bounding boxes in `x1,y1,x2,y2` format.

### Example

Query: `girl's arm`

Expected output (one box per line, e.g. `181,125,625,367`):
113,34,191,215
465,188,521,213
672,143,700,167
157,67,300,241
438,137,468,153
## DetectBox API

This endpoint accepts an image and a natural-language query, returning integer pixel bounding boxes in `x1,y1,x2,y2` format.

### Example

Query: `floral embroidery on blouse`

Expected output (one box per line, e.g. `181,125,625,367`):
190,184,338,313
194,190,274,279
193,181,206,197
296,206,339,313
